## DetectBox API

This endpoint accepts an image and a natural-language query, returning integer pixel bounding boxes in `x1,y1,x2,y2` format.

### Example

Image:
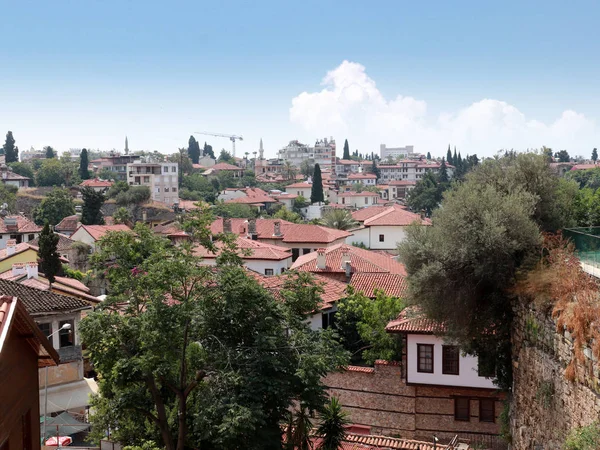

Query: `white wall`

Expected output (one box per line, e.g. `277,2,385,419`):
406,334,497,389
0,232,40,250
368,225,407,250
345,227,369,247
71,229,97,250
245,258,291,276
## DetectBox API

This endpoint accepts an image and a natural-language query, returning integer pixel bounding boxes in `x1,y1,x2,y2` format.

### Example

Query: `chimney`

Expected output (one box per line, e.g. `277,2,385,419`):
316,248,326,270
341,251,351,270
273,221,282,237
5,239,17,256
223,218,232,234
1,164,7,180
142,209,148,222
26,262,38,279
11,262,26,277
345,261,352,281
248,218,257,240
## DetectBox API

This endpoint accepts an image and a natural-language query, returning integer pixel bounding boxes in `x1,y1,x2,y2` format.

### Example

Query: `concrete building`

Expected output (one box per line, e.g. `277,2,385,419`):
378,160,453,184
93,154,141,181
278,138,336,170
1,164,31,188
380,144,414,160
126,161,179,205
20,147,46,162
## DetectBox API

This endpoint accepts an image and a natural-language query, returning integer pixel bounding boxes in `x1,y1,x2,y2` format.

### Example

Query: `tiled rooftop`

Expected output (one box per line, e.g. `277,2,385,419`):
0,215,41,234
386,307,446,334
350,273,407,298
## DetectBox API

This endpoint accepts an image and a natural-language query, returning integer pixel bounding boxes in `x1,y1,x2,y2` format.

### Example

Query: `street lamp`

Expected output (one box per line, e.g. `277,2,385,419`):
42,323,72,442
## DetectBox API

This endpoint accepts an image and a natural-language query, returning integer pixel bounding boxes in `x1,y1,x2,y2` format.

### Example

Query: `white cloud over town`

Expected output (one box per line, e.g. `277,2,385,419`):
290,61,599,157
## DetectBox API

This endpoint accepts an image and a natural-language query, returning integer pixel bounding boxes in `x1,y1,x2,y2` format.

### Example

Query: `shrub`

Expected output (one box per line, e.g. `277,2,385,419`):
565,422,600,450
116,186,151,206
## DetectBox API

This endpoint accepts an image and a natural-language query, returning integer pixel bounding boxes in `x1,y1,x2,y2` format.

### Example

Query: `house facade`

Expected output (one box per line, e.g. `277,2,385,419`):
337,192,380,208
79,178,113,193
71,224,132,251
0,216,41,250
1,164,31,188
126,161,179,205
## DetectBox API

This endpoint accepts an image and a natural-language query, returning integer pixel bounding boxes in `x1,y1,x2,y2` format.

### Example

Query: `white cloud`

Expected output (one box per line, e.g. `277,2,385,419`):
289,61,599,157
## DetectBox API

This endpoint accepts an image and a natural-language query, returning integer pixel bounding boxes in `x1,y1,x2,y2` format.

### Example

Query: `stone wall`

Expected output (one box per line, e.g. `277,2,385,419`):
324,361,505,449
511,301,600,449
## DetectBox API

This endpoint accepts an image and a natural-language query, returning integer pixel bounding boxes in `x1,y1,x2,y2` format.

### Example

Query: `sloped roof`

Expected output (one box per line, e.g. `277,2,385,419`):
338,191,380,198
291,244,407,275
211,162,242,171
0,215,41,234
0,242,34,261
571,163,598,171
280,224,351,244
285,181,314,189
1,170,31,181
152,221,188,238
55,215,80,233
386,307,446,334
388,180,417,186
350,273,407,298
0,278,93,316
211,218,294,239
361,206,429,227
29,233,76,251
225,195,278,205
348,173,377,179
194,236,292,261
74,224,132,241
79,178,113,188
351,206,392,222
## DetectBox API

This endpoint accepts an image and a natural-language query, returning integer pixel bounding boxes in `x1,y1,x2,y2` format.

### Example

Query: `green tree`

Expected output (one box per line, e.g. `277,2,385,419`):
8,162,34,180
426,152,431,160
115,186,150,206
113,207,132,225
406,170,441,216
38,222,61,287
182,174,218,203
321,210,358,230
3,131,18,163
218,149,235,164
107,180,130,198
79,148,90,180
203,142,215,159
316,397,349,450
81,186,105,225
36,159,66,186
555,149,570,162
212,202,258,219
565,422,600,450
80,220,347,450
453,147,458,168
300,160,314,178
188,136,201,164
33,188,76,226
592,148,598,162
438,158,449,184
446,145,453,166
336,288,404,365
283,161,297,181
342,139,350,160
0,184,17,212
311,164,324,204
371,159,380,180
45,146,55,158
273,206,302,223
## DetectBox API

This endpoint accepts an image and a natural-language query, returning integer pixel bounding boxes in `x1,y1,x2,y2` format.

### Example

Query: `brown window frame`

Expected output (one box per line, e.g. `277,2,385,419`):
442,345,460,375
454,397,470,421
479,398,495,423
417,344,434,373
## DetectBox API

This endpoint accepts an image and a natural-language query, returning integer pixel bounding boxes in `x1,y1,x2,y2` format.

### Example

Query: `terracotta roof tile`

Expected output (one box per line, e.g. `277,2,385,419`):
350,273,407,298
0,170,31,180
0,215,41,234
211,218,294,239
338,192,380,198
363,206,429,227
388,180,417,186
386,307,446,334
225,195,278,204
74,224,132,241
280,224,351,244
55,215,80,233
348,173,377,179
351,206,392,222
211,162,242,171
79,178,114,188
29,233,76,252
285,181,316,189
291,244,407,276
194,236,292,261
0,242,34,261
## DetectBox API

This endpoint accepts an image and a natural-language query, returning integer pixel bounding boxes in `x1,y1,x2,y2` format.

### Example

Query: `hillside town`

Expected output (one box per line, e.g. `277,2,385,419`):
2,127,600,450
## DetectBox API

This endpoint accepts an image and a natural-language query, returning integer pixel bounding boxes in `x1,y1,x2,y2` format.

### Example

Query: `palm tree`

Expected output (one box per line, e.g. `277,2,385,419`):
321,209,358,231
316,397,350,450
284,161,297,180
285,407,314,450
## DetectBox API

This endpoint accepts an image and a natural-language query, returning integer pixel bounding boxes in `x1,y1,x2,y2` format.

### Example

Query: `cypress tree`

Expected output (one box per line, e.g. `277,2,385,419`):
310,164,324,204
38,222,61,286
593,148,598,162
203,142,215,159
79,148,90,180
427,151,431,160
343,139,350,160
438,158,449,183
188,136,201,164
446,145,452,166
371,159,381,180
81,186,105,225
45,146,55,158
3,131,18,163
453,147,458,167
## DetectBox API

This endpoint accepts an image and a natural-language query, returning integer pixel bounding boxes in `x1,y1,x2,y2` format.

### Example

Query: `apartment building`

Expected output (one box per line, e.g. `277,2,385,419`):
278,138,336,170
126,161,179,205
379,144,414,160
378,160,453,183
92,154,140,181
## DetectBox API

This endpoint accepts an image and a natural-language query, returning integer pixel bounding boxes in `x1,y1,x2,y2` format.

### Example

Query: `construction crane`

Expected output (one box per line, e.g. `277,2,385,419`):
194,132,243,158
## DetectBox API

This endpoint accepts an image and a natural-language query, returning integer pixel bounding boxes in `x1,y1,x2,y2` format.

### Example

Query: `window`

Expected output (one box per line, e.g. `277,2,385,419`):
303,248,311,255
28,234,34,241
417,344,434,373
322,311,336,329
442,346,459,375
59,319,74,348
379,234,385,242
172,187,177,192
171,166,177,172
292,248,300,261
478,353,496,378
264,269,274,276
143,176,150,183
38,322,52,341
164,187,169,192
479,399,495,423
364,197,369,205
454,397,470,421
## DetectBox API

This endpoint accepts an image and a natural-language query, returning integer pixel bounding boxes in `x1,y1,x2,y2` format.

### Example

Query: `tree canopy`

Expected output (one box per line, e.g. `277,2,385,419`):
3,131,18,163
592,148,598,162
79,148,90,180
33,188,76,226
406,170,442,216
188,136,201,164
311,164,324,204
320,209,357,231
81,186,105,225
36,159,66,186
555,149,570,162
45,146,55,158
38,222,61,285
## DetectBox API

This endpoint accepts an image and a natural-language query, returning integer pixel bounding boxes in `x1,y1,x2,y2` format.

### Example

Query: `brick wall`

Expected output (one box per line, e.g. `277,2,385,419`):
511,302,600,449
324,361,505,448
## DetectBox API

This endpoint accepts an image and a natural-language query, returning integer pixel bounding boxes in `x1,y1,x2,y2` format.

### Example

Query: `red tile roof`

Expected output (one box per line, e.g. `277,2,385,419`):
279,224,351,244
211,162,242,171
386,307,446,334
0,215,41,234
211,218,294,238
291,244,407,276
79,178,114,188
1,170,30,180
361,205,429,227
225,195,278,205
285,181,315,189
152,221,189,238
388,180,417,186
0,242,34,261
348,173,377,179
29,233,76,251
350,273,407,298
74,224,132,241
177,199,202,210
55,215,80,233
351,206,393,222
194,236,292,261
571,163,598,171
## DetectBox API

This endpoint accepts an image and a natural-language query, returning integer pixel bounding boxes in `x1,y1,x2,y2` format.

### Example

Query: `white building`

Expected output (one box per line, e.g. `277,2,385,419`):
1,164,30,189
127,161,179,205
380,144,414,160
0,216,41,250
278,138,336,170
346,173,377,186
337,191,380,208
378,160,453,184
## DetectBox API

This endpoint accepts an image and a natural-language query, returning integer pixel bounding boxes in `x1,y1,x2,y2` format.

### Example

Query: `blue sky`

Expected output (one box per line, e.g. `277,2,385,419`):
2,0,600,158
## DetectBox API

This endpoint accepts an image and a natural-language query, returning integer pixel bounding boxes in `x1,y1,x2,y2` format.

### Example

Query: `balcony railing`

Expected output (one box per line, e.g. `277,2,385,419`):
58,345,83,363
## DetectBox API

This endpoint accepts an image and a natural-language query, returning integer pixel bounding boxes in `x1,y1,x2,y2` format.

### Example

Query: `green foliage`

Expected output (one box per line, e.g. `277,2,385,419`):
316,397,349,450
81,186,105,225
342,139,350,160
336,288,404,365
351,241,367,249
555,149,570,162
80,218,347,450
406,170,443,216
212,201,258,219
79,148,90,180
273,206,302,223
426,152,431,160
371,158,380,180
300,160,314,178
592,148,598,162
203,142,215,159
33,188,76,225
45,146,55,158
321,209,358,230
0,184,17,212
3,131,18,163
311,164,324,204
293,195,309,211
62,265,86,281
438,158,449,183
446,145,453,166
499,400,511,444
36,159,66,186
566,167,600,190
182,173,218,203
113,207,132,224
97,168,118,181
218,149,235,164
38,222,61,284
8,162,34,180
188,136,201,164
115,186,151,206
107,180,130,198
565,422,600,450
